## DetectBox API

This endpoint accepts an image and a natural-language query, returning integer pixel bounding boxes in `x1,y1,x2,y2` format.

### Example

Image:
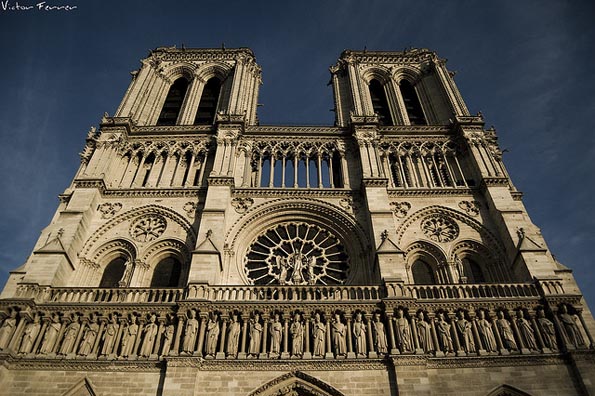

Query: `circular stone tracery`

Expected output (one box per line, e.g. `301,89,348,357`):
420,215,459,243
244,222,349,286
130,215,167,243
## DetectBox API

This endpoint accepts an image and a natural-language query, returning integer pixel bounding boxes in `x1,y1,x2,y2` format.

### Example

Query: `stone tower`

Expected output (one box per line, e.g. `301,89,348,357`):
0,47,593,396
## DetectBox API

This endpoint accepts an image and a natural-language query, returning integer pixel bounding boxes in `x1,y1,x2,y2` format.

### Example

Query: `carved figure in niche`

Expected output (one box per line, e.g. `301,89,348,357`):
455,255,466,284
269,313,283,357
58,314,80,355
275,252,318,285
182,309,199,354
40,314,62,354
118,260,134,287
226,314,241,357
331,313,347,357
496,310,518,351
290,313,304,357
101,316,119,356
416,311,434,354
0,310,18,350
476,309,497,353
537,309,558,350
456,311,475,353
78,316,99,356
307,256,316,285
312,313,326,357
353,312,367,357
276,256,289,285
248,313,263,357
395,308,413,353
140,314,159,358
559,304,585,348
372,313,388,355
161,321,175,356
205,313,220,357
515,310,538,351
19,314,41,354
435,312,453,354
120,316,138,358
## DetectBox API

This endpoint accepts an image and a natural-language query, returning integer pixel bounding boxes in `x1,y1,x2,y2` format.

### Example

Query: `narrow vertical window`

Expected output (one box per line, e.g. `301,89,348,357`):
99,257,127,288
151,257,182,287
194,77,221,125
331,151,343,188
369,79,393,126
157,77,189,126
412,260,435,285
399,80,426,125
466,258,486,283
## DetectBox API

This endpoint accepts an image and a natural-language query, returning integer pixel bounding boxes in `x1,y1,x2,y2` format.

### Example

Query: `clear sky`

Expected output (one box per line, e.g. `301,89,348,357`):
0,0,594,307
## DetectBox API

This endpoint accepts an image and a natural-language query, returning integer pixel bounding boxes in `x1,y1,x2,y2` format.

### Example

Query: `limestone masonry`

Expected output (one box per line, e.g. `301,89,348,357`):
0,47,593,396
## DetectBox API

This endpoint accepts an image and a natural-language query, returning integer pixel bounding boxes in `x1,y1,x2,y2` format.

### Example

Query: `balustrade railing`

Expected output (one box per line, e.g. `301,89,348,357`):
394,282,541,300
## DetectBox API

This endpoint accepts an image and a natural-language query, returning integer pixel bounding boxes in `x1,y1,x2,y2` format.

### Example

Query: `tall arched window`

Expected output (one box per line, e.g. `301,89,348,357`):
399,80,426,125
157,77,189,126
466,258,486,283
150,257,182,287
194,77,221,125
411,259,435,285
369,79,393,126
99,257,127,288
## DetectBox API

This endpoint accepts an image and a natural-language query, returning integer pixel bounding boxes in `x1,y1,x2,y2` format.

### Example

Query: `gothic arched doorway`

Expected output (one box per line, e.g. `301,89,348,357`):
248,371,345,396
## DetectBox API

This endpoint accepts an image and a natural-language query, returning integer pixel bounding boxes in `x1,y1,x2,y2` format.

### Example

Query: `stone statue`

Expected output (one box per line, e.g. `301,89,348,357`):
226,314,241,357
455,254,466,283
456,311,475,353
395,309,413,353
537,309,558,350
476,310,497,352
435,312,453,354
120,317,138,358
307,256,316,285
139,315,159,358
515,310,538,351
0,310,18,350
353,312,367,357
101,316,119,356
40,314,62,354
559,304,585,348
78,317,99,356
161,322,175,356
182,309,199,354
312,313,326,357
58,314,80,355
276,256,288,285
117,260,134,287
416,311,434,354
18,314,41,354
496,310,518,351
205,314,220,357
269,314,283,357
372,313,388,355
290,313,304,357
331,313,347,357
248,313,263,357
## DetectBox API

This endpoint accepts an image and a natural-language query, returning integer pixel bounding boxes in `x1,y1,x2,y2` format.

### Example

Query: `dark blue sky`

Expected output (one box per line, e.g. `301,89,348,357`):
1,0,594,307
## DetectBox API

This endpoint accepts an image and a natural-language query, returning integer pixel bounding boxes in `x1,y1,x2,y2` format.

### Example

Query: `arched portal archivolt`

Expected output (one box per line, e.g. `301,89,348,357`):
226,198,372,285
248,371,345,396
486,384,533,396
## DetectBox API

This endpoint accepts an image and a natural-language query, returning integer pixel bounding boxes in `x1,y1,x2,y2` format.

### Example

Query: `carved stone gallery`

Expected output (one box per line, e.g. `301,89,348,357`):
0,47,594,396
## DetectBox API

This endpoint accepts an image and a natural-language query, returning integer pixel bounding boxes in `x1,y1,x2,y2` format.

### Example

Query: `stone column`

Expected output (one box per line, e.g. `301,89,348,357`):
114,318,126,358
216,318,227,359
171,315,184,356
304,317,311,359
51,318,69,354
196,314,207,356
7,313,28,352
429,314,442,357
282,317,290,359
366,314,377,358
72,318,87,357
410,316,423,355
469,313,485,356
131,318,144,359
325,315,333,359
387,314,399,355
529,311,548,353
577,310,594,349
449,312,464,357
489,310,507,355
510,313,528,354
153,318,165,356
91,319,106,358
260,314,269,359
346,316,355,358
239,314,248,359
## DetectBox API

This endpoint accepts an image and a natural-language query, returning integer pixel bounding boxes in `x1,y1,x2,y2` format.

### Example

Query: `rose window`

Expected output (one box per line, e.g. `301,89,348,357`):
420,215,459,243
130,215,167,243
244,222,349,285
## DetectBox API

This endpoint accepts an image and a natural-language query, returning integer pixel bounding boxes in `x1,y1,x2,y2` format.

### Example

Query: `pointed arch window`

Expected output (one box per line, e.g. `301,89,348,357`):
99,257,127,288
411,259,435,285
157,77,189,126
369,79,393,126
194,77,221,125
399,80,426,125
466,258,486,283
151,257,182,287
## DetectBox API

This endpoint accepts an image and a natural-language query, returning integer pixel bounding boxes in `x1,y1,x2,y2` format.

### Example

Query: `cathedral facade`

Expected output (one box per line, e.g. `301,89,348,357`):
0,47,593,396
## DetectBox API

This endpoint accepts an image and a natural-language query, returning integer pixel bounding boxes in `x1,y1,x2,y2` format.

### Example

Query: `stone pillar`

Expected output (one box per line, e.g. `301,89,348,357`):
131,318,144,359
429,314,443,357
387,314,399,355
51,318,68,354
510,313,529,354
239,314,248,359
153,318,165,356
365,314,377,358
346,316,355,359
304,318,311,359
216,318,227,359
469,313,485,356
260,314,269,359
410,316,423,355
325,315,333,359
449,312,465,357
72,318,87,357
91,319,106,358
196,314,207,356
281,317,290,359
529,312,548,353
7,313,27,352
577,310,594,349
114,318,126,358
171,315,184,356
489,310,507,355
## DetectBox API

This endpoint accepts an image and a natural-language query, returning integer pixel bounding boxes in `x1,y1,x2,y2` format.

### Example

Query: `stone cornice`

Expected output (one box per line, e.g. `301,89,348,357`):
232,188,355,199
103,187,206,198
387,187,476,197
150,47,256,62
339,48,438,65
0,355,163,371
245,126,349,136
